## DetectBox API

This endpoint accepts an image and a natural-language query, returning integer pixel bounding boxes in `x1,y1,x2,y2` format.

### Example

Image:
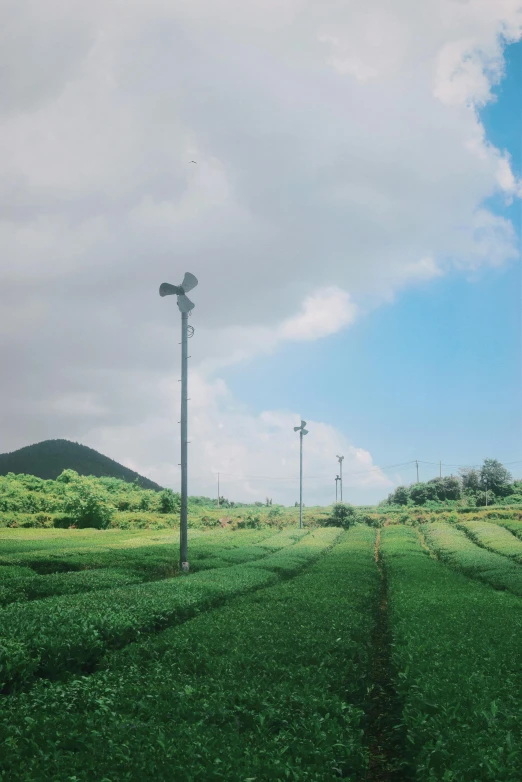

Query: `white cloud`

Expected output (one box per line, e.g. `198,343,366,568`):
85,370,392,505
279,288,357,341
0,0,520,503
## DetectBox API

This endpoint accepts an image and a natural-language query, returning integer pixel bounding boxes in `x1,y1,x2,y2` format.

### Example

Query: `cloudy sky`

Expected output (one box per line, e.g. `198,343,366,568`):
1,0,521,505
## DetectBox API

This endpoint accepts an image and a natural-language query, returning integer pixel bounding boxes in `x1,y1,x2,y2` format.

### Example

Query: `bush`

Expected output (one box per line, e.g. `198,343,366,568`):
63,483,114,529
324,503,357,529
232,514,262,530
158,489,181,515
475,490,497,507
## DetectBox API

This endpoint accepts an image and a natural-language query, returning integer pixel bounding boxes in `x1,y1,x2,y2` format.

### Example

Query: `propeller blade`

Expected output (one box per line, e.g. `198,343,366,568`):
181,272,198,293
293,426,301,432
160,282,183,297
301,420,307,427
302,429,309,435
177,294,195,312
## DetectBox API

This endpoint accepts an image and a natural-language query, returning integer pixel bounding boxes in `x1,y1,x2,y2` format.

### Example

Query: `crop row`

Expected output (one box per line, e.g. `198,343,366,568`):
0,526,377,781
0,528,340,692
493,517,522,541
0,528,275,573
421,522,522,596
0,529,307,606
0,566,147,606
456,520,522,562
382,526,522,780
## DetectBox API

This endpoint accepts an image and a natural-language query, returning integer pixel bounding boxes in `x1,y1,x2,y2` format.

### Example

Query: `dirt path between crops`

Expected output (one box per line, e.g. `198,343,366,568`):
365,529,410,782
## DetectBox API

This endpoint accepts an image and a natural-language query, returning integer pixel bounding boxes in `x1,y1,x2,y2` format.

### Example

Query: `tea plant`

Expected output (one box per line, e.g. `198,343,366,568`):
457,520,522,562
421,521,522,596
0,528,339,691
0,527,377,781
382,525,522,781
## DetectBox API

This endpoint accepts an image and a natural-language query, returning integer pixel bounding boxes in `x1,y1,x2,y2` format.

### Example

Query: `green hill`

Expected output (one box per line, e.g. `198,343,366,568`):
0,439,163,491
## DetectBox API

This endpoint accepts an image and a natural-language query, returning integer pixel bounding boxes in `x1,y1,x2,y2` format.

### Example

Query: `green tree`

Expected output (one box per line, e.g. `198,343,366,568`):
389,486,409,505
480,459,513,497
63,479,114,529
409,483,429,506
442,475,462,500
476,490,496,507
460,468,481,494
325,503,357,529
158,488,181,514
56,469,80,485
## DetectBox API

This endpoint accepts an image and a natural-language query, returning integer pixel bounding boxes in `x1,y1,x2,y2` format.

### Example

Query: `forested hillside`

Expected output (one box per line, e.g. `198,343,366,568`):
0,440,162,491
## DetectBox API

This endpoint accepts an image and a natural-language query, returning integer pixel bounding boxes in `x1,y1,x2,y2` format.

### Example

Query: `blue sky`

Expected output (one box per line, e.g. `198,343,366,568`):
219,40,522,500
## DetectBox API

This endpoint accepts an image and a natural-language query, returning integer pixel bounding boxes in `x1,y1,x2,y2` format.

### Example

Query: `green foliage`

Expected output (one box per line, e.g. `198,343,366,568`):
324,502,357,529
480,458,514,496
408,482,430,505
382,525,522,781
63,479,114,529
422,521,522,596
158,488,180,514
460,467,481,493
388,485,409,505
0,527,377,780
0,528,338,691
384,459,518,508
475,489,496,507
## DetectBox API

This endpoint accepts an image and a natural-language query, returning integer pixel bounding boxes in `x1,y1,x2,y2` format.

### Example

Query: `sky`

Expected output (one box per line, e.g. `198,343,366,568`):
0,0,521,506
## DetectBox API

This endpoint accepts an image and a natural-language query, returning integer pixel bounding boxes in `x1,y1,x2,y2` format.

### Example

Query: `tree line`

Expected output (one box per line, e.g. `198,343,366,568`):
0,470,180,528
385,459,522,507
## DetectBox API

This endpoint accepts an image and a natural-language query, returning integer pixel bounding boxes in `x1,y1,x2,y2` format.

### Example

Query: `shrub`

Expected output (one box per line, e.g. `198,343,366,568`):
158,489,181,515
232,514,262,530
325,503,357,529
63,483,114,529
475,490,496,507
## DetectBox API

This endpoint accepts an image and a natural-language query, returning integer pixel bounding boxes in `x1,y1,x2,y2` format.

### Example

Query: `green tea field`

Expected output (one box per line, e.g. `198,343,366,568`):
1,519,522,781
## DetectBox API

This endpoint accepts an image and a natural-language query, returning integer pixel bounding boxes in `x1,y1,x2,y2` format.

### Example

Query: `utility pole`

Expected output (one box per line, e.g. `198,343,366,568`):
439,461,442,479
335,474,340,503
159,273,198,574
416,460,419,483
180,310,189,568
294,420,309,529
336,455,344,502
217,472,220,508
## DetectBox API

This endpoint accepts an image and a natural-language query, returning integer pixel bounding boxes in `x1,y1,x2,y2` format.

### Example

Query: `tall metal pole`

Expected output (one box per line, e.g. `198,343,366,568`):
335,475,339,503
180,311,189,571
299,430,303,529
336,455,344,502
159,273,198,574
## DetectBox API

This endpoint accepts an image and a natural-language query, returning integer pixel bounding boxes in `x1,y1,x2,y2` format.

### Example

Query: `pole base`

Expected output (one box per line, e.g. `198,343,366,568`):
181,561,190,574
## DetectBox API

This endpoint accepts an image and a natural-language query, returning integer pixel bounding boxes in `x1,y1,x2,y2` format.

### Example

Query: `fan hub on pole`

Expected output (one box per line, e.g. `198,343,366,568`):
159,273,198,313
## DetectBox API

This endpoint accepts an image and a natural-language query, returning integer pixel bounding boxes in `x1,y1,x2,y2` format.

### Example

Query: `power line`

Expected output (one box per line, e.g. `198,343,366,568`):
202,458,521,483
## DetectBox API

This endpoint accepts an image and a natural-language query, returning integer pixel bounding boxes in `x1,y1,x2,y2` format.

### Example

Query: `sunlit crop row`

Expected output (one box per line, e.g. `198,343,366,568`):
0,527,377,781
382,525,522,780
457,520,522,562
421,521,522,596
0,528,338,692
